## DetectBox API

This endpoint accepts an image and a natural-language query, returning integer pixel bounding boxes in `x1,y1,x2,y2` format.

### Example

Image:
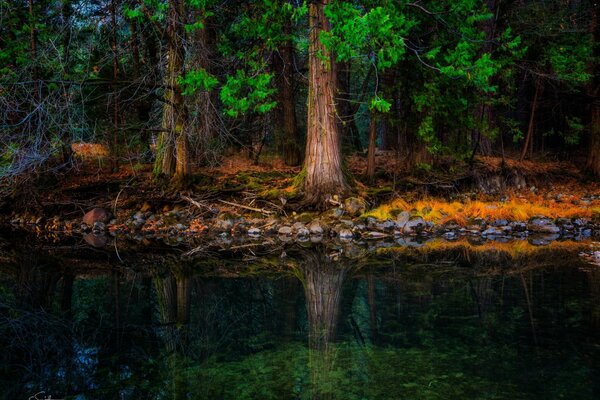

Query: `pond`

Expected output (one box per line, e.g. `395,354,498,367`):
1,232,599,399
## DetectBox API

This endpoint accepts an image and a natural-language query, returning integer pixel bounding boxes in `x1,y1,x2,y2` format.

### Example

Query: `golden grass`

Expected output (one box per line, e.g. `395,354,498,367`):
364,195,597,225
377,237,593,259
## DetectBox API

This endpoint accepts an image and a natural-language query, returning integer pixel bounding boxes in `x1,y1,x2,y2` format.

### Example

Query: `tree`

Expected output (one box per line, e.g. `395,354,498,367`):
300,0,348,206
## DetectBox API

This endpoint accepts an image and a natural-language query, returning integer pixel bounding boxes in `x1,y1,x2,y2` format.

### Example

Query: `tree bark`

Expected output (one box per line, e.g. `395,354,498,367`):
367,114,377,183
586,1,600,176
520,78,542,161
273,19,300,166
110,0,120,170
302,0,348,205
191,9,218,164
154,0,189,184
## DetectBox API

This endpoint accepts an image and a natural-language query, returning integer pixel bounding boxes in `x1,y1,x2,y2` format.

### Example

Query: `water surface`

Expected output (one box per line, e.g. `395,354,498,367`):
1,234,599,399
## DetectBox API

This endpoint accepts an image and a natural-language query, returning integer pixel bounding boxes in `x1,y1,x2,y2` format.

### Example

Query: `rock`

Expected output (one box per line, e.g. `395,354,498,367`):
338,229,354,240
92,221,106,232
527,217,560,234
395,211,411,229
278,226,293,236
292,222,307,233
83,208,112,225
482,227,501,237
344,197,367,217
248,227,261,236
295,227,310,237
509,221,527,232
214,216,234,232
308,221,324,235
175,223,186,230
375,219,396,231
363,231,387,239
492,219,508,227
443,231,458,240
403,217,425,235
83,232,108,248
324,207,345,219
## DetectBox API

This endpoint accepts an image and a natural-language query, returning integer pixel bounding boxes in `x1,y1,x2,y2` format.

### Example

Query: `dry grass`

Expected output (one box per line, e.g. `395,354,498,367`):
378,237,594,259
364,194,598,224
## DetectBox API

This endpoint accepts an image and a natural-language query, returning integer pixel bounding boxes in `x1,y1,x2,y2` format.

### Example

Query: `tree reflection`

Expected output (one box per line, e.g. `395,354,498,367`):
293,247,350,399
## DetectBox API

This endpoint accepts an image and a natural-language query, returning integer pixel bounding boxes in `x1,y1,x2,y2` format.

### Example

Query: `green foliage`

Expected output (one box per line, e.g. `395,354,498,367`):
220,70,277,117
178,68,218,95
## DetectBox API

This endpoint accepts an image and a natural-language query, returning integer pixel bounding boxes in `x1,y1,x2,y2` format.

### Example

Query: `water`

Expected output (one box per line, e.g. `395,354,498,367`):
1,233,599,399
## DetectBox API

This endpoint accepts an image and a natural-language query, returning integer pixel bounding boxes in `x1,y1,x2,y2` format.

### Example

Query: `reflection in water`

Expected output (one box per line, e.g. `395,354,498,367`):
0,239,599,399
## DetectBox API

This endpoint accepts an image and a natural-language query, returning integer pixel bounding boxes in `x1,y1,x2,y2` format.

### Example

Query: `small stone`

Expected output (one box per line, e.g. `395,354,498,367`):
92,221,106,232
248,227,261,236
308,221,324,235
363,231,387,239
278,226,293,236
339,229,354,240
296,227,310,237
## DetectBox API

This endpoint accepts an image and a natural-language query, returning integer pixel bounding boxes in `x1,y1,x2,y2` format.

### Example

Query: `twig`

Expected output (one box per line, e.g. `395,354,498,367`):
217,199,274,215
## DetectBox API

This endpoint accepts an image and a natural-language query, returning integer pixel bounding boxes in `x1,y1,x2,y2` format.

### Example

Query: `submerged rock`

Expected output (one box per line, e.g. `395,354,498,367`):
403,217,425,235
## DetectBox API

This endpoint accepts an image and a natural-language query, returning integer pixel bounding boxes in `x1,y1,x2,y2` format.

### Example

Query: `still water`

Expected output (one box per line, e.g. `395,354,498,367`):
1,234,599,399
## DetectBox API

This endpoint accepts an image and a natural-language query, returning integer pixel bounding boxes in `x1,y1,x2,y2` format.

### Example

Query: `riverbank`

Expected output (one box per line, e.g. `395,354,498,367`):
1,155,599,249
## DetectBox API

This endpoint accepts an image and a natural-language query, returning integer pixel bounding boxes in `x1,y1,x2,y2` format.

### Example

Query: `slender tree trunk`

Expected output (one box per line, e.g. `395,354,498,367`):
337,61,362,152
155,0,189,184
192,10,218,164
520,78,542,161
28,0,38,99
273,19,300,166
302,0,348,205
586,1,600,176
110,0,120,170
367,114,377,183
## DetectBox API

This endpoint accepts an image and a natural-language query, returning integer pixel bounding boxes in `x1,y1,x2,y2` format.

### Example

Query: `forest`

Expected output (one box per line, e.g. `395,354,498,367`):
2,2,600,399
0,0,599,232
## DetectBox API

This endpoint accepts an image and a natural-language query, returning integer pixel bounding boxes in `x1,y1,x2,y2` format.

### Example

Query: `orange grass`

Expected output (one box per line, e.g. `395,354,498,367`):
364,195,597,225
377,238,594,259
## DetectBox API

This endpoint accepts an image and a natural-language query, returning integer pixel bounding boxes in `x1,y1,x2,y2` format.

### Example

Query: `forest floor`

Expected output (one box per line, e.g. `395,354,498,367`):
0,151,599,251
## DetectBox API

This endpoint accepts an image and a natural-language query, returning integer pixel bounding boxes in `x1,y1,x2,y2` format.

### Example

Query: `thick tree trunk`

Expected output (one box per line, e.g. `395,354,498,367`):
154,0,189,184
367,115,377,183
302,0,348,205
520,78,542,161
274,22,300,166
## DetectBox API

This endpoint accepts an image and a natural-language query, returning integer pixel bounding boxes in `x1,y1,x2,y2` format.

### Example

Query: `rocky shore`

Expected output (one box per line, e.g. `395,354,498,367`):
4,194,599,249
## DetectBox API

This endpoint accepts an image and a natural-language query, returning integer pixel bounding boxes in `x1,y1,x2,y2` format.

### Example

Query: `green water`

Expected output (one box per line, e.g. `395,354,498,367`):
1,236,599,399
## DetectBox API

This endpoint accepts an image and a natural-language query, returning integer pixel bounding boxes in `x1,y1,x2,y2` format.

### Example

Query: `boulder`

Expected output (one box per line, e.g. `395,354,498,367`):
527,217,560,234
403,216,425,235
83,208,112,225
344,197,367,217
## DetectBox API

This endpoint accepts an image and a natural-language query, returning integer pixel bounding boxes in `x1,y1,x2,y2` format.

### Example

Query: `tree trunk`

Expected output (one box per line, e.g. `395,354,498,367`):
520,78,542,161
274,20,300,166
367,114,377,183
586,1,600,176
587,101,600,175
154,0,189,184
337,61,362,152
110,0,120,170
192,10,218,164
302,0,348,205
